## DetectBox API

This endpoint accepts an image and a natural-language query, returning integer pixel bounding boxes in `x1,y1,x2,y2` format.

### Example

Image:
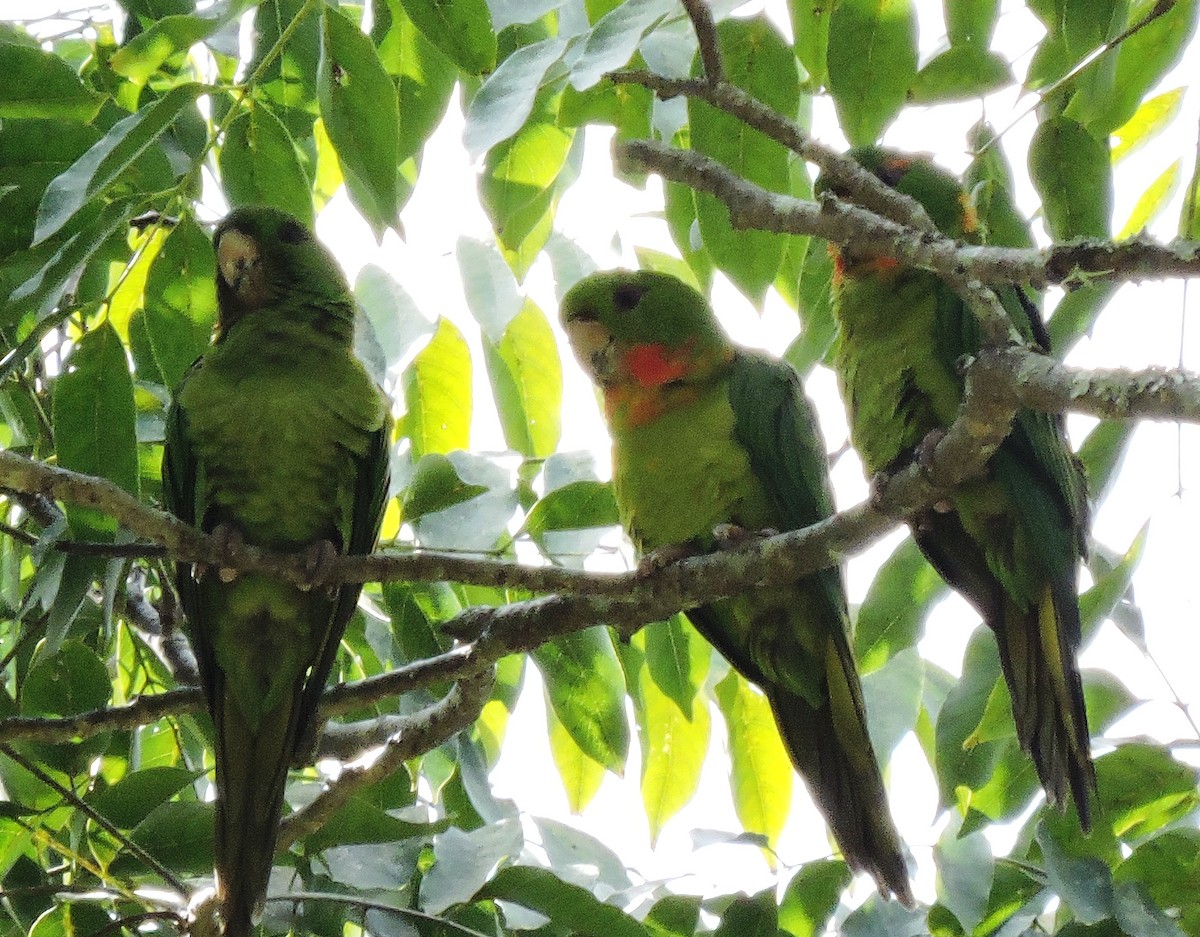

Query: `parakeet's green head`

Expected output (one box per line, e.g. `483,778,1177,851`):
212,206,350,337
559,270,732,397
818,147,979,242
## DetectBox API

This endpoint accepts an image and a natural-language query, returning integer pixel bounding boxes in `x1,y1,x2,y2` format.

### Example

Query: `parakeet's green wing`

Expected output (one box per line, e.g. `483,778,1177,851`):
292,420,391,762
693,352,910,902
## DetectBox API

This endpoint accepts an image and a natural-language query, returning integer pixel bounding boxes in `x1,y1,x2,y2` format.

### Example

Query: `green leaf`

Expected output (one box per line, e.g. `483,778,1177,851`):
533,627,629,773
645,895,700,937
464,38,568,156
861,647,923,765
967,122,1036,249
934,815,993,933
1182,143,1200,239
1028,115,1112,239
457,235,524,340
219,103,314,227
131,214,216,391
21,640,111,717
34,83,203,244
630,628,710,841
1116,160,1180,239
401,453,488,522
714,670,792,852
479,122,575,276
945,0,1000,45
318,5,401,235
419,818,524,914
1066,0,1200,135
53,322,139,537
398,0,496,74
372,0,457,163
354,263,434,373
689,17,799,301
1111,87,1185,162
247,0,321,110
1079,524,1146,640
827,0,917,146
86,766,196,829
401,317,472,459
547,696,607,812
713,889,777,937
1115,829,1200,915
1046,282,1118,352
785,235,836,376
1077,417,1131,507
480,865,650,937
789,0,832,89
1096,743,1200,840
110,9,240,86
643,615,709,718
520,480,619,548
909,46,1012,104
567,0,676,90
0,41,103,121
1036,819,1114,924
482,298,562,457
778,860,851,937
855,537,947,673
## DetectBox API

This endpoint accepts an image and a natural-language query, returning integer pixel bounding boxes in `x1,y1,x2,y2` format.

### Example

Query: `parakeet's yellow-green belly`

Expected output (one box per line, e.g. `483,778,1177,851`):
610,382,773,552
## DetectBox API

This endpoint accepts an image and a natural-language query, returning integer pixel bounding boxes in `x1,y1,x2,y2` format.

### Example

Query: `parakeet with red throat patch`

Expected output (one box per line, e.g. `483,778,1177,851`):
819,147,1096,827
559,269,912,904
162,206,390,936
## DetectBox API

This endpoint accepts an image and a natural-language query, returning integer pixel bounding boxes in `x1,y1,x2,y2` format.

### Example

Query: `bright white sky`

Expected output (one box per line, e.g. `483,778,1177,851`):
9,0,1200,915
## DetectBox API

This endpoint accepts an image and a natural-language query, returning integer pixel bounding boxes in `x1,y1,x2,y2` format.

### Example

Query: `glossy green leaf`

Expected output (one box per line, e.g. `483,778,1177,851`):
643,615,709,718
1036,820,1115,924
219,104,314,227
1180,146,1200,239
521,480,619,546
481,865,649,937
400,453,488,522
1079,524,1146,640
465,38,568,156
945,0,1000,45
784,234,836,376
110,9,240,85
318,5,401,235
967,122,1036,249
789,0,832,88
827,0,917,146
547,697,606,812
53,322,139,537
131,214,216,391
86,766,196,829
1115,829,1200,914
713,889,777,937
714,670,792,851
855,537,947,673
480,122,575,275
1066,0,1199,135
1111,87,1185,162
1029,115,1112,239
34,83,202,244
247,0,321,110
689,17,799,301
910,46,1012,104
533,627,629,773
1096,743,1200,839
1077,419,1134,504
419,818,524,913
398,0,496,74
644,895,700,937
1046,282,1118,352
21,640,111,717
372,0,457,162
0,42,103,121
568,0,676,90
402,318,472,458
1117,160,1180,239
778,860,851,937
934,816,993,933
483,298,562,457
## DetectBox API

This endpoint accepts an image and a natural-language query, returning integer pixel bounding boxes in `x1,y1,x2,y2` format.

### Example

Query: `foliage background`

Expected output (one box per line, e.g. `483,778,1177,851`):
0,0,1198,935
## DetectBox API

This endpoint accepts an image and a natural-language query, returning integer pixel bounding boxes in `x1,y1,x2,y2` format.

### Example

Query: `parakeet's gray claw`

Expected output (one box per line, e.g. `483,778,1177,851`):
636,542,695,577
208,523,244,583
298,539,338,592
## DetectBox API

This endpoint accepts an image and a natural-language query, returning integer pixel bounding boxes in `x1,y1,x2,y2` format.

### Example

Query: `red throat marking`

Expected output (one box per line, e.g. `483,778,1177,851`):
625,343,690,387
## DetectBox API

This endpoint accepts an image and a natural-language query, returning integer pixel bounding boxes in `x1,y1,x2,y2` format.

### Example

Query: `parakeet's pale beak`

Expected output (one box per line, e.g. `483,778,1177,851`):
563,318,616,385
217,229,259,294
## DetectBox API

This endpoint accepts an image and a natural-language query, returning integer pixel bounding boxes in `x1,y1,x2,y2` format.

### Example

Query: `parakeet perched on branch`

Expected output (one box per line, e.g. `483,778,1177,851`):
560,270,911,904
163,207,390,936
820,148,1095,826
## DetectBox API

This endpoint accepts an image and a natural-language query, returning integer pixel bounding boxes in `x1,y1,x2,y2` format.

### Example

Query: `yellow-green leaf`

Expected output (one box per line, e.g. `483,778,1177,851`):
402,318,472,458
1117,160,1180,240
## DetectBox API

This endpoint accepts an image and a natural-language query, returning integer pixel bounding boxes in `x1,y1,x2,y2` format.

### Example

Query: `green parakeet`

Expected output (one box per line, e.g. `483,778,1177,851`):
560,271,911,903
162,207,390,935
820,149,1095,825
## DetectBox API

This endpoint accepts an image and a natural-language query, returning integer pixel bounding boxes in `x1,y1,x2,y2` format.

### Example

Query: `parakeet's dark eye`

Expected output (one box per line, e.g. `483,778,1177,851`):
613,284,645,312
278,220,310,244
